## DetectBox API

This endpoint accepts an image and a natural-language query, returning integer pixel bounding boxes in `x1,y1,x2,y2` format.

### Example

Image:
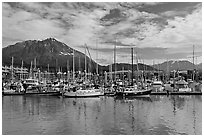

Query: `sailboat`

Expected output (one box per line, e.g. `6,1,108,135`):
3,58,61,96
63,45,103,98
115,48,152,97
2,57,21,94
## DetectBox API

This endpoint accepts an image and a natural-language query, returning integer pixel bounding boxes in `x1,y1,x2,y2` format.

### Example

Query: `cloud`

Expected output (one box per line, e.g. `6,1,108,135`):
2,2,202,65
160,10,188,17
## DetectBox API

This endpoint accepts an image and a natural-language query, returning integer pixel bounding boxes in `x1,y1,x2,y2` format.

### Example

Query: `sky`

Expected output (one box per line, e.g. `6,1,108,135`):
2,2,202,65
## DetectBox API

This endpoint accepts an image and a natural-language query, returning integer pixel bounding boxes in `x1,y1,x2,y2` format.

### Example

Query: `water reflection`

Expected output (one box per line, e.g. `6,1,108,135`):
2,95,202,135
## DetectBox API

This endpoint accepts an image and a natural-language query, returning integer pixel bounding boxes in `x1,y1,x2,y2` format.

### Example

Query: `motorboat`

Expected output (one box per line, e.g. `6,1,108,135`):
2,82,24,95
3,79,61,96
152,80,164,92
63,84,103,98
175,80,192,92
115,86,152,97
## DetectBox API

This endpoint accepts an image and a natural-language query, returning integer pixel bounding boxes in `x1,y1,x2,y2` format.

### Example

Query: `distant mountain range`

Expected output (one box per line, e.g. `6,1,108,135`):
152,60,202,72
2,38,201,74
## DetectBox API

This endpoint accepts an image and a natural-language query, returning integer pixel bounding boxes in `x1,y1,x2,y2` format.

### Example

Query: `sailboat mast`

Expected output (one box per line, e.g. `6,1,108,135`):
96,39,98,75
114,39,116,81
192,45,195,81
73,49,75,81
193,45,195,69
55,59,58,75
21,60,23,80
34,57,36,70
109,63,112,81
67,59,69,82
135,51,138,82
79,56,81,72
143,59,146,83
11,57,14,81
85,44,87,81
30,60,33,78
131,47,134,86
122,66,124,86
48,64,49,81
166,58,169,81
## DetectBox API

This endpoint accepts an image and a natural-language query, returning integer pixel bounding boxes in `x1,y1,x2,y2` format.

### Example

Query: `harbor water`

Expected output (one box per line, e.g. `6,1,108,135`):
2,95,202,135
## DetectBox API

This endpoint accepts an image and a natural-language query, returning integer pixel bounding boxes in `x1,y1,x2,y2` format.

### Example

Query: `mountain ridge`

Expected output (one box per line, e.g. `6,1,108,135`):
3,38,200,74
152,60,202,72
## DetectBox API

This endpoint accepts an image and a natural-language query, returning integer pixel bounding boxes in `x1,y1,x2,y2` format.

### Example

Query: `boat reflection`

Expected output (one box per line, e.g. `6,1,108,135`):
2,95,202,135
114,96,152,102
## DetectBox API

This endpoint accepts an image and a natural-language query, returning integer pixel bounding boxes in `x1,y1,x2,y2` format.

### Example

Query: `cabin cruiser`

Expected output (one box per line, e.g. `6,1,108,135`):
63,84,104,98
2,81,24,94
115,84,152,97
22,78,40,92
175,80,191,92
17,78,61,96
152,80,164,92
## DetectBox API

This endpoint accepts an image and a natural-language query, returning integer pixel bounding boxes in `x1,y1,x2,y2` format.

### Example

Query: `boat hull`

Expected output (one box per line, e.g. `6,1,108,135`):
63,94,101,98
2,91,61,96
115,89,152,97
63,91,102,98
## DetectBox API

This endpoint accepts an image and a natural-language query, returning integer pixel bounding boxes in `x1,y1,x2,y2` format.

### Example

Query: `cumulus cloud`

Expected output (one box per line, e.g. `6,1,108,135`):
2,2,202,65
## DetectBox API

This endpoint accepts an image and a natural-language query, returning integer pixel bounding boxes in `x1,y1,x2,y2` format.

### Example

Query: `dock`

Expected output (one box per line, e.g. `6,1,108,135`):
151,92,202,95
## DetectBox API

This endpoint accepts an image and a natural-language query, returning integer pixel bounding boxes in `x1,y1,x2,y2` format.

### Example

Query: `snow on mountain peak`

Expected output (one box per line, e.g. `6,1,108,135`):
59,51,71,56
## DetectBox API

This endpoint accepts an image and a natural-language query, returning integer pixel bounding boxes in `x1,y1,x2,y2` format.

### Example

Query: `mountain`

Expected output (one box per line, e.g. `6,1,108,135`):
2,38,156,74
2,38,99,73
106,63,157,72
153,60,202,71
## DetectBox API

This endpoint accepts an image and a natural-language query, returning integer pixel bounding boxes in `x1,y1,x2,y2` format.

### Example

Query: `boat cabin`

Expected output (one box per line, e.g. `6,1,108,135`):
24,79,39,86
152,81,163,87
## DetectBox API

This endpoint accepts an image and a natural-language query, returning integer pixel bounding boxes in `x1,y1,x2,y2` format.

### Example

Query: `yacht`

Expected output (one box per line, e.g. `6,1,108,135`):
63,84,103,98
175,80,191,92
115,85,152,97
152,80,164,92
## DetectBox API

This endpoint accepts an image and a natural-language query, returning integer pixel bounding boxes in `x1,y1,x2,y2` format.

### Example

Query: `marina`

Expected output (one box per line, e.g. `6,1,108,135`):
2,2,202,135
1,22,202,137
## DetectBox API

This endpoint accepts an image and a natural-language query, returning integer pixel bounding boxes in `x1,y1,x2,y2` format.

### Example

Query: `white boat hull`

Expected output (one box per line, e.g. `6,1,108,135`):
63,89,102,98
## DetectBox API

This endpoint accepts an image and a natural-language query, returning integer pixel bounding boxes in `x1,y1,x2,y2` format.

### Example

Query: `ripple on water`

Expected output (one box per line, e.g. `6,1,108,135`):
2,95,202,135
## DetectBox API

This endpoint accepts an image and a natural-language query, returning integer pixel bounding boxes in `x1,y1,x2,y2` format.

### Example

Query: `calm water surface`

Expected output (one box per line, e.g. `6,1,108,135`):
2,95,202,135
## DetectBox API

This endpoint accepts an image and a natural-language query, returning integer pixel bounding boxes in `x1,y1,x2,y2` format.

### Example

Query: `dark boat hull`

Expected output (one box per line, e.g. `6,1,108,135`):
2,91,61,96
63,95,100,98
115,89,152,97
